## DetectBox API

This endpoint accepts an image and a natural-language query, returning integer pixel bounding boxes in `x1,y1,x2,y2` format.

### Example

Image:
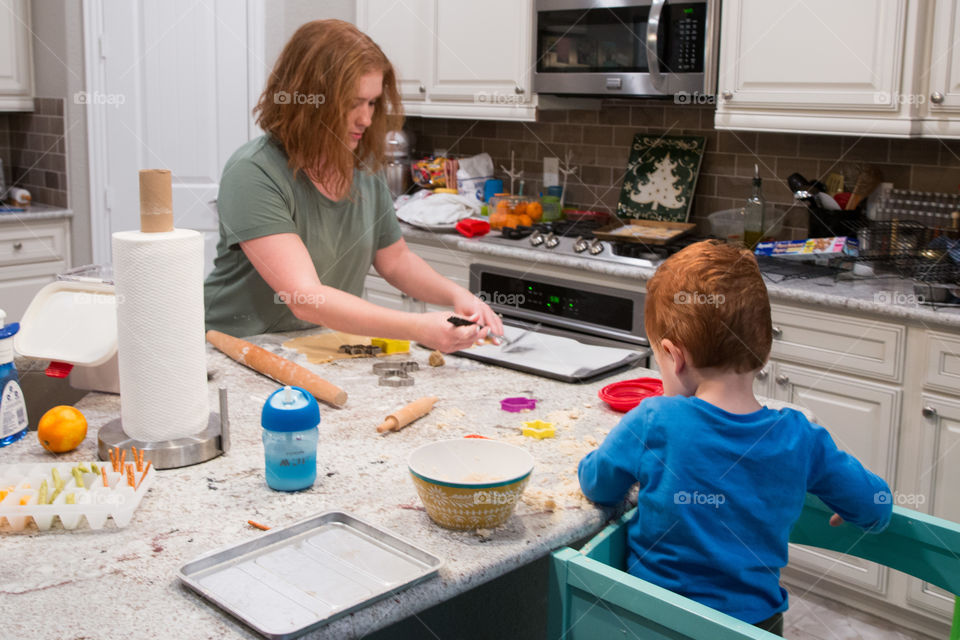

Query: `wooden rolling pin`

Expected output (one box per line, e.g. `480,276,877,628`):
377,396,439,433
206,330,348,408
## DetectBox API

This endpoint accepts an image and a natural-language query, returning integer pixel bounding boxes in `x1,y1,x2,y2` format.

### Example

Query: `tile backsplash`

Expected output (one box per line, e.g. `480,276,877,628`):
0,97,68,208
406,101,960,239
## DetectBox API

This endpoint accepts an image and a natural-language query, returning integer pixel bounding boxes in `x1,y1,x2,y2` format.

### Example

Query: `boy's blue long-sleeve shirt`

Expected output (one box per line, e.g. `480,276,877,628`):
578,395,892,624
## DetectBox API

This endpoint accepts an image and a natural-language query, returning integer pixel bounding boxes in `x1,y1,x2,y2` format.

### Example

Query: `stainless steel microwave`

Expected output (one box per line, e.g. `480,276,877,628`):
533,0,718,98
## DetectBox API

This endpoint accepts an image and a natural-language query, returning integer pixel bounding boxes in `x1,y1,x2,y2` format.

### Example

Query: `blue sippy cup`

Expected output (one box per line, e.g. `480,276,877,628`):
261,385,320,491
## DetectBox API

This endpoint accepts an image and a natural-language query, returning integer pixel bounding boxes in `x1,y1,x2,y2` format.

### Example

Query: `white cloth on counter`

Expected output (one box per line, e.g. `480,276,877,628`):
395,191,482,227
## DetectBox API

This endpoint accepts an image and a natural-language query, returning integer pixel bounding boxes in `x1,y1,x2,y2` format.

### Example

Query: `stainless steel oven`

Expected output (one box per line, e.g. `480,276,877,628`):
457,263,651,383
533,0,719,98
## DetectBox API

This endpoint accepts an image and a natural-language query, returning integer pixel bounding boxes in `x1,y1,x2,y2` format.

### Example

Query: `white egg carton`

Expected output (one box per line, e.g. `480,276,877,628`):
0,461,155,532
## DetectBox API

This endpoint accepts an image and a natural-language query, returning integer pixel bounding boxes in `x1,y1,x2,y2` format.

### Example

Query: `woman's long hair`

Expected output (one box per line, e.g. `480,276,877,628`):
254,19,403,195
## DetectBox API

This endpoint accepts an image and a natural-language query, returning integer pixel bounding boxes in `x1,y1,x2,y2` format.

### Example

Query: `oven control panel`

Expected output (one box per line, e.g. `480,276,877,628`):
470,264,647,346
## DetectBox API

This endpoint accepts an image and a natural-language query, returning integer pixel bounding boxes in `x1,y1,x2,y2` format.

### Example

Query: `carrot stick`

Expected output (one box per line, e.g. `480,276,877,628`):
119,449,126,472
126,464,135,487
206,330,348,407
138,449,145,470
137,461,152,490
132,446,140,472
247,520,271,531
109,448,117,472
101,467,109,488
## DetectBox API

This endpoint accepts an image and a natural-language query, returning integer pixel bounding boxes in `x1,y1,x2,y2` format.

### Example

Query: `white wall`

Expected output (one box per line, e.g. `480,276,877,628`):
31,0,91,266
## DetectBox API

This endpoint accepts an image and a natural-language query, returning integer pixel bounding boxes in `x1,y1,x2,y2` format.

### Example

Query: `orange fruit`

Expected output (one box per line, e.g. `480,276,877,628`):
527,202,543,221
37,406,88,453
513,202,528,216
517,214,533,227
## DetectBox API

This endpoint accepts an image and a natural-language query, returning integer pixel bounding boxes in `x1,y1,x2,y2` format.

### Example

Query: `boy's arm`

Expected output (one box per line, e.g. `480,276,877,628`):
578,411,647,506
807,424,893,532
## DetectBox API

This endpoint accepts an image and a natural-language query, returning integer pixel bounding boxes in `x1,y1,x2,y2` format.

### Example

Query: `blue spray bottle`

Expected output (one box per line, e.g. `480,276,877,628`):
0,309,28,447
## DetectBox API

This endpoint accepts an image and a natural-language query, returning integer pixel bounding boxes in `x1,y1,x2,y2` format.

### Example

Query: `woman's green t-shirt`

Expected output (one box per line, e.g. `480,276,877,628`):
203,135,402,337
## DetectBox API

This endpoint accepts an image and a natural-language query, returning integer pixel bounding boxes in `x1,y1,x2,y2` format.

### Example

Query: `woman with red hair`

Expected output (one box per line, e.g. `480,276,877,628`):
204,20,500,351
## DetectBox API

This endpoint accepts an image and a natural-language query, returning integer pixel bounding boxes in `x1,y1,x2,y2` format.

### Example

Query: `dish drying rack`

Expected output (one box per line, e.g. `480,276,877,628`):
849,188,960,283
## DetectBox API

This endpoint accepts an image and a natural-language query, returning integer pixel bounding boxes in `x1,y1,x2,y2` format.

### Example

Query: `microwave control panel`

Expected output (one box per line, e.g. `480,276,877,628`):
667,3,707,73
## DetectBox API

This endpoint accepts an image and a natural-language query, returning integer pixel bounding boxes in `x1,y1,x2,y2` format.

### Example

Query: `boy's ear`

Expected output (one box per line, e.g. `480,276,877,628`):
660,338,685,374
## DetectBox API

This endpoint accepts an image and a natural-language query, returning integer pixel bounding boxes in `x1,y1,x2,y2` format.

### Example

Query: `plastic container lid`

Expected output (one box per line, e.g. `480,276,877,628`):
598,378,664,412
261,386,320,432
14,281,118,366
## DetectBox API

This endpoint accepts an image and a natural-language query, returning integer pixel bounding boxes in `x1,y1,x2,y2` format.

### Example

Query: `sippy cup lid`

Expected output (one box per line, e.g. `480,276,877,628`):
261,385,321,432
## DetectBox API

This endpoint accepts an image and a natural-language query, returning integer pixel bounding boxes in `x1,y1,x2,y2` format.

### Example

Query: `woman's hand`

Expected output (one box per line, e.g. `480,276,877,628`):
415,311,487,353
452,290,504,344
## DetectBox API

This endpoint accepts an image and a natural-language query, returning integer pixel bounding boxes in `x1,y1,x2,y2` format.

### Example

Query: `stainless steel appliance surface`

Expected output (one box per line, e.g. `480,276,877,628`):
534,0,719,98
460,262,651,382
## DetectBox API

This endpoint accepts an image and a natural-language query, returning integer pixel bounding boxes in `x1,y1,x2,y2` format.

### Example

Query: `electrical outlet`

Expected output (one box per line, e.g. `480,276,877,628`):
543,157,559,188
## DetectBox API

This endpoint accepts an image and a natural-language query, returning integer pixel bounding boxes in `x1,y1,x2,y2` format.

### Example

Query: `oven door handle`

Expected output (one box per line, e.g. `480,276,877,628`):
645,0,667,92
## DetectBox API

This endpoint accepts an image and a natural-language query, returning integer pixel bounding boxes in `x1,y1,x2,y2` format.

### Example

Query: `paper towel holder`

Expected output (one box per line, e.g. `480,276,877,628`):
97,387,231,469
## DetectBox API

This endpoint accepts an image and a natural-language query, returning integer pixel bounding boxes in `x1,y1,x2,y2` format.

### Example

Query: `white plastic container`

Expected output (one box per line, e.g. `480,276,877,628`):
14,280,120,393
0,461,154,531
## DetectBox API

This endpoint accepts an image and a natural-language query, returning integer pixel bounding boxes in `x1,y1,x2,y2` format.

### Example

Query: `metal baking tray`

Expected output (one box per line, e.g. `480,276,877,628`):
178,511,443,639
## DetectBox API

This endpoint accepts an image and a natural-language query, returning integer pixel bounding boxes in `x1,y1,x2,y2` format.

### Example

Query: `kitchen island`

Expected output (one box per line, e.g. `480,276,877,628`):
2,331,655,639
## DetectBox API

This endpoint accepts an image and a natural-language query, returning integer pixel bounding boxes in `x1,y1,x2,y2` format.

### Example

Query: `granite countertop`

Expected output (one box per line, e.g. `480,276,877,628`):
0,332,641,639
401,225,960,329
0,203,73,222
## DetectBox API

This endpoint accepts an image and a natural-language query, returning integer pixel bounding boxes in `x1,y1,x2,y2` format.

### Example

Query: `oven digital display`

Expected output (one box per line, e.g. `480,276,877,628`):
479,273,634,332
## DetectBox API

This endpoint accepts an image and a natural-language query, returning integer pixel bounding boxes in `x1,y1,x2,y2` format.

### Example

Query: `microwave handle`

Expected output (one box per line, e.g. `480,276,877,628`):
645,0,666,91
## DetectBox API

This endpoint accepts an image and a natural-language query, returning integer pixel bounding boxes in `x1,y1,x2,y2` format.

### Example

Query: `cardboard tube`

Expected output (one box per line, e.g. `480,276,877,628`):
206,330,348,408
139,169,174,232
377,396,439,433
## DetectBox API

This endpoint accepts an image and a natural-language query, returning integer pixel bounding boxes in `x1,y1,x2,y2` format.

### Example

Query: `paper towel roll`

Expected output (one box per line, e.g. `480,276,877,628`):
113,228,209,442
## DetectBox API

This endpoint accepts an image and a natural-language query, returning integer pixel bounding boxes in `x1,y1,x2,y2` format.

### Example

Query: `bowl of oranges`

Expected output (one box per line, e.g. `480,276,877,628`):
488,195,543,230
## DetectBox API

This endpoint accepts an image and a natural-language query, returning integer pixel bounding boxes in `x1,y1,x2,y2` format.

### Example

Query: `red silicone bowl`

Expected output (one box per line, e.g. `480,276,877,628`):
598,378,664,412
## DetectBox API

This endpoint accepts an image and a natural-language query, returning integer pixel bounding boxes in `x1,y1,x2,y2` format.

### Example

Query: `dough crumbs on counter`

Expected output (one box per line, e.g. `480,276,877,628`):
474,528,493,540
428,350,445,367
583,403,592,408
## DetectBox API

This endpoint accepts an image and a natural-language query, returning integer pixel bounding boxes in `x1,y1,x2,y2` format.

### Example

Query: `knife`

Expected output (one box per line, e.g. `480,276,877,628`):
445,316,540,351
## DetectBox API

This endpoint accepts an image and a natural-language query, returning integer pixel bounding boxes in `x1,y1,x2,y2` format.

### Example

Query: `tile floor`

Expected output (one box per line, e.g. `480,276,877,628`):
784,586,937,640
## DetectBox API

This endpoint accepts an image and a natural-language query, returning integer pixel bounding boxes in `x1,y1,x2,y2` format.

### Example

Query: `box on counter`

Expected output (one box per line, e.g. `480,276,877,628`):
754,237,854,259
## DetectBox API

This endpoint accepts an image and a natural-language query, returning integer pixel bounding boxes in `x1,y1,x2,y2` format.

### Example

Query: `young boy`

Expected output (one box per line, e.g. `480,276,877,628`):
578,240,892,636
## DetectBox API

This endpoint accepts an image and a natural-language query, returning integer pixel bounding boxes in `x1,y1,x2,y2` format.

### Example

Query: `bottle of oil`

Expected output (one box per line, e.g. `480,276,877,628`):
743,164,767,249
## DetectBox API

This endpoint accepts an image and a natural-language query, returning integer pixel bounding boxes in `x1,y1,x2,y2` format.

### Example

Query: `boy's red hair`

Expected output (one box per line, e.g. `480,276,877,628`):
644,240,772,373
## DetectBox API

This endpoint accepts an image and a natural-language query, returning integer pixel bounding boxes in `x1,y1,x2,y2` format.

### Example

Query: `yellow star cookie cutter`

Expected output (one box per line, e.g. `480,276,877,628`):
521,419,555,439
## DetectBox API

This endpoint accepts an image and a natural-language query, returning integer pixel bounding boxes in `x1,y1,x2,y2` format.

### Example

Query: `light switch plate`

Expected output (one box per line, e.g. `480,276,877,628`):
543,157,559,188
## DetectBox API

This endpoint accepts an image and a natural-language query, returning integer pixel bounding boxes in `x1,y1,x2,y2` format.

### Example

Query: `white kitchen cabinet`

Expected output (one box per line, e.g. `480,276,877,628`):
356,0,431,102
0,0,34,111
363,270,414,312
356,0,537,121
905,392,960,619
0,217,71,320
715,0,935,137
921,0,960,137
772,362,901,594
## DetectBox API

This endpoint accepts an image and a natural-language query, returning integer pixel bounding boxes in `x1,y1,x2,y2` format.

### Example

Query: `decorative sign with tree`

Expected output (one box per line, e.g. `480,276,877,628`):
616,135,706,222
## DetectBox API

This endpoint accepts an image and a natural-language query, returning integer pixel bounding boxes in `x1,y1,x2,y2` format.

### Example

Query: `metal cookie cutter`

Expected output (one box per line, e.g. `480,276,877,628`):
378,371,415,387
372,361,419,374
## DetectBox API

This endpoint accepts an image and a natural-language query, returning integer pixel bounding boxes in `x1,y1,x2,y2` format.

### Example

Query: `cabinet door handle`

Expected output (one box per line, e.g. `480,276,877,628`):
922,406,938,418
722,90,733,100
514,85,524,94
12,241,22,250
418,84,426,94
771,326,783,339
755,369,769,381
930,91,944,105
775,374,790,386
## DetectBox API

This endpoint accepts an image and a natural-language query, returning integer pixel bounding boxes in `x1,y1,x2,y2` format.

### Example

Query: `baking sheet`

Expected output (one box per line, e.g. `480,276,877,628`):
178,511,443,639
454,326,646,383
